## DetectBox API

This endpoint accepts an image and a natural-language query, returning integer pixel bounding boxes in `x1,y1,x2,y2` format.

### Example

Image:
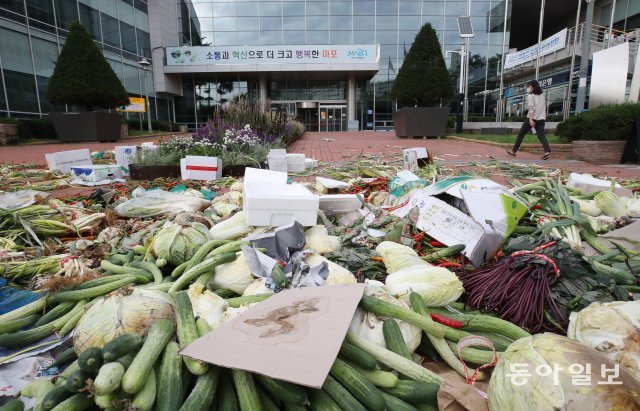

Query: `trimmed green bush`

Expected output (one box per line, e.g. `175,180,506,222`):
0,117,18,124
556,103,640,142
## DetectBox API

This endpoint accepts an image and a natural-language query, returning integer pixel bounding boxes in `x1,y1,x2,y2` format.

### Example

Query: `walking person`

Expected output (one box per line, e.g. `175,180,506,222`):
506,80,551,160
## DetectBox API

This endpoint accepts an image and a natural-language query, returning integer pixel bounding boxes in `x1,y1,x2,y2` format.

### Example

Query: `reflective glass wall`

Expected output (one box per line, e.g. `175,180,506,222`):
0,0,171,121
174,0,512,128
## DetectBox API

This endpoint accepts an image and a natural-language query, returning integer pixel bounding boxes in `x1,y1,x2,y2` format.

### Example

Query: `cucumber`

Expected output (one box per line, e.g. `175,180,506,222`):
339,341,378,370
380,380,439,404
195,317,211,337
349,364,399,388
421,244,465,263
33,302,75,327
175,291,208,375
217,371,240,411
186,240,232,271
52,347,77,368
20,379,55,398
156,341,183,411
283,404,306,411
179,367,220,411
49,393,92,411
321,375,366,411
329,358,385,411
383,319,412,361
308,389,342,411
94,362,126,396
0,399,24,411
231,369,262,411
415,332,440,361
168,253,238,293
122,319,175,394
116,353,136,369
0,314,40,334
254,374,307,406
40,386,73,411
131,368,156,411
256,385,281,411
171,261,190,278
94,392,116,409
65,369,91,392
213,288,238,298
379,390,419,411
102,333,143,362
59,360,80,379
77,347,103,375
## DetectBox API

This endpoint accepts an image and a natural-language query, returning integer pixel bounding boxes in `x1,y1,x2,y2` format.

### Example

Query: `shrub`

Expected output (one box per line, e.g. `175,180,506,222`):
0,117,18,125
556,103,640,142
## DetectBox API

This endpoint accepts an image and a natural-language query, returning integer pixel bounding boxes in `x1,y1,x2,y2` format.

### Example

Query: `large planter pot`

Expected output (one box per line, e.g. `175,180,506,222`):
50,112,122,142
393,107,450,138
221,162,267,177
0,123,18,146
129,164,181,180
571,140,626,164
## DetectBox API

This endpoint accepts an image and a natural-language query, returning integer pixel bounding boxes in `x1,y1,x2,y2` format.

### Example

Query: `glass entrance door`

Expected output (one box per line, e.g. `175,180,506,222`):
319,106,347,131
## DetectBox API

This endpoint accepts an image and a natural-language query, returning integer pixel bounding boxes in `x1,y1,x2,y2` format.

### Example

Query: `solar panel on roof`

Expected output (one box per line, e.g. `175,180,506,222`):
457,16,475,38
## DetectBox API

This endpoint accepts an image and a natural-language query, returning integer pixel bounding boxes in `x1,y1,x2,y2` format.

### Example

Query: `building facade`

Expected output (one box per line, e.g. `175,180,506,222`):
1,0,639,130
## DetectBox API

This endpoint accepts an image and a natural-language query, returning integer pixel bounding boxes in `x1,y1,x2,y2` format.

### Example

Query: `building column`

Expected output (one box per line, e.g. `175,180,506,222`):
347,72,356,122
258,73,268,111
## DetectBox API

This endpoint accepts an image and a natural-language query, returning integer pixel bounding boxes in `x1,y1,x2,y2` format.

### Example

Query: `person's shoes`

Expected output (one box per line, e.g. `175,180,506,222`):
541,152,550,160
506,150,516,157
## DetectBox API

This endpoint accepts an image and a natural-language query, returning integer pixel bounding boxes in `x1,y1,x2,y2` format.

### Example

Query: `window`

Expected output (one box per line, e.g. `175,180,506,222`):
354,15,374,31
213,31,237,45
213,2,235,17
79,3,102,40
283,16,304,30
259,2,282,17
136,28,150,57
330,1,351,15
31,37,57,77
55,0,78,29
101,13,121,47
331,31,352,44
26,0,55,25
260,31,282,45
261,16,282,31
237,16,259,31
307,30,328,44
353,0,374,15
214,17,236,31
120,21,137,53
236,2,258,16
307,1,328,16
0,29,33,73
283,2,304,16
377,0,398,15
330,15,351,31
307,15,328,31
3,70,38,113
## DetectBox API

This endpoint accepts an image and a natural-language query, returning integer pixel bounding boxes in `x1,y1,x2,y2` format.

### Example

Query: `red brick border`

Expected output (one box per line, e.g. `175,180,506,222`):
446,136,572,159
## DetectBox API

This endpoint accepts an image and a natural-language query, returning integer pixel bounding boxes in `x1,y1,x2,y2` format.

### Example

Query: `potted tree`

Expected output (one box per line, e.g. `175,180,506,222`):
47,22,129,142
391,23,454,138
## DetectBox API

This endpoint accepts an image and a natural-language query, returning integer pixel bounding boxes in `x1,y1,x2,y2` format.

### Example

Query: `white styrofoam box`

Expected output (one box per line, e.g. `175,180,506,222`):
267,149,288,173
244,167,288,185
286,153,306,173
70,165,124,182
403,147,428,159
181,156,222,180
319,194,362,216
567,173,632,197
45,149,92,174
115,146,137,175
305,158,319,169
244,182,319,226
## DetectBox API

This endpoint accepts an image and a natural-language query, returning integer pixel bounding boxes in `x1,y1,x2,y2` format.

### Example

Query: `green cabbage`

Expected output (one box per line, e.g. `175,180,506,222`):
152,218,213,266
594,191,627,218
209,211,253,240
571,197,602,216
489,333,640,410
385,265,464,306
376,241,429,272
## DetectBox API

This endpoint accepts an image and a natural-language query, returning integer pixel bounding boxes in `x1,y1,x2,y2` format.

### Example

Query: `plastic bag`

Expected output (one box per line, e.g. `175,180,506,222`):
0,278,43,315
114,190,211,218
0,190,49,211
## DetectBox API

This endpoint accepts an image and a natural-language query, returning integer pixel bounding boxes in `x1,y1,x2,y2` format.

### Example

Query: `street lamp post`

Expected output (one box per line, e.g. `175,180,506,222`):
138,58,152,132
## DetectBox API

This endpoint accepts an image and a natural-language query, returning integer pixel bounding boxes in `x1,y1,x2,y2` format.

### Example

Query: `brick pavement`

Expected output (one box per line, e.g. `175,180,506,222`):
1,131,638,179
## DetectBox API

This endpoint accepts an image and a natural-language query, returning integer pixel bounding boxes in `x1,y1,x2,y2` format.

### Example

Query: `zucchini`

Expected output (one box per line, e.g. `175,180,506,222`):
349,364,398,388
49,393,92,411
129,261,163,284
59,360,80,379
217,372,240,411
206,240,248,258
122,319,175,394
52,347,77,368
156,341,183,411
20,379,55,398
34,302,75,327
40,386,73,411
321,375,366,411
329,357,385,411
171,261,190,278
213,288,238,298
195,317,211,337
175,291,208,375
254,374,307,406
116,352,136,369
65,369,91,392
94,362,126,396
231,369,262,411
339,341,378,370
102,333,143,362
58,308,84,337
94,392,116,409
77,347,103,375
380,380,439,404
421,244,465,263
379,390,419,411
308,389,341,411
383,319,412,361
0,399,24,411
131,368,156,411
225,293,272,308
0,297,45,324
256,385,281,411
179,367,220,411
48,276,139,303
169,252,238,293
0,314,40,335
185,239,232,271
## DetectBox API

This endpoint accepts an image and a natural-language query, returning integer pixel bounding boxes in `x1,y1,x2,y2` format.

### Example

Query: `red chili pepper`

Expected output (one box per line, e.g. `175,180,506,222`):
533,204,542,210
429,241,445,247
437,262,462,268
276,259,286,268
430,313,463,328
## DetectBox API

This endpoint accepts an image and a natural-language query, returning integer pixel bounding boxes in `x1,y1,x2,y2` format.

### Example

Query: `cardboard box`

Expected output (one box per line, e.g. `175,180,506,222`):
70,165,124,182
403,147,431,170
45,149,92,174
286,153,306,173
180,156,222,181
115,146,137,176
179,284,366,388
393,176,527,266
244,182,319,226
